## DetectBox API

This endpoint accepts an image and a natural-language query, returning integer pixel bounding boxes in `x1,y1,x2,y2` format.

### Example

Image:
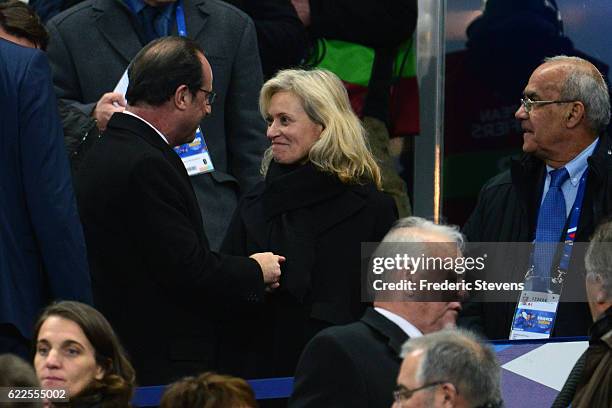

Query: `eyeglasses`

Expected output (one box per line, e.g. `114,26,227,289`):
199,88,217,105
393,382,446,406
520,96,576,113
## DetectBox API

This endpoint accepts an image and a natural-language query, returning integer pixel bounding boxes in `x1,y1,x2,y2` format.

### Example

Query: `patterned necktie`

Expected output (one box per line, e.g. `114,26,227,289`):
532,167,570,291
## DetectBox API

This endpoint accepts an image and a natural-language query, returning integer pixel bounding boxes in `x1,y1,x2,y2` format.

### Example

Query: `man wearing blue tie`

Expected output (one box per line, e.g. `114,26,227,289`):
462,56,612,339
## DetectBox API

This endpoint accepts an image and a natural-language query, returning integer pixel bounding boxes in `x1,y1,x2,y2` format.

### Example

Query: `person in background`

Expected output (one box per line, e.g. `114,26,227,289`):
444,0,610,226
160,372,258,408
0,353,42,408
47,0,269,250
223,0,306,79
392,329,502,408
33,301,135,407
27,0,83,23
0,0,98,175
0,5,92,360
0,0,48,48
553,220,612,408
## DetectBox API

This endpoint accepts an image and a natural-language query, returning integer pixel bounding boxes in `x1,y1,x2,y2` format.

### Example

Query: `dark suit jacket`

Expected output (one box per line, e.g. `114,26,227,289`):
289,308,408,408
47,0,267,249
0,39,92,341
74,112,265,385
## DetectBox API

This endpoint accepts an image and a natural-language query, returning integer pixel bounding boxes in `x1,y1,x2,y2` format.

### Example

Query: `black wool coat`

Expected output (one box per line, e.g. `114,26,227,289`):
289,307,408,408
218,162,398,378
75,113,264,385
461,136,612,339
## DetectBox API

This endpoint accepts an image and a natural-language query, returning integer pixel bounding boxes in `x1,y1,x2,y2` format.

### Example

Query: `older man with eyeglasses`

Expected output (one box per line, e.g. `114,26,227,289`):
461,55,612,340
392,329,502,408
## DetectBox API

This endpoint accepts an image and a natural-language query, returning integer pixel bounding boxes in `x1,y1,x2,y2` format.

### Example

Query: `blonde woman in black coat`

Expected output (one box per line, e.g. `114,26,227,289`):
219,68,398,379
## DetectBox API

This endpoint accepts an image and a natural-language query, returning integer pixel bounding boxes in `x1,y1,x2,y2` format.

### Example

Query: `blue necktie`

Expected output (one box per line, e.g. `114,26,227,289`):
532,167,569,290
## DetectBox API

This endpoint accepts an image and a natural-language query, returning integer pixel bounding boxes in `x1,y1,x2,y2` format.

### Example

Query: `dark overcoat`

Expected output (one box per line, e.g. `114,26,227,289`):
75,113,264,385
219,163,398,378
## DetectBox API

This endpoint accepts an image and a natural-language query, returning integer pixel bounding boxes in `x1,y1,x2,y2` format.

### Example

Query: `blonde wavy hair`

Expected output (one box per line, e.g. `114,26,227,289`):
259,69,382,188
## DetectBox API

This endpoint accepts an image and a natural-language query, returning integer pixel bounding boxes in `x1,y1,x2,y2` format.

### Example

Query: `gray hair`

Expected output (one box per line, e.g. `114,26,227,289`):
367,217,464,300
585,220,612,299
0,354,41,408
382,217,465,249
544,55,611,134
400,329,502,408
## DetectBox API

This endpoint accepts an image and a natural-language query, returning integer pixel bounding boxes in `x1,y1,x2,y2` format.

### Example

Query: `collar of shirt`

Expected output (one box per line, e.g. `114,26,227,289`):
541,137,599,216
374,307,423,338
546,137,599,186
123,110,170,145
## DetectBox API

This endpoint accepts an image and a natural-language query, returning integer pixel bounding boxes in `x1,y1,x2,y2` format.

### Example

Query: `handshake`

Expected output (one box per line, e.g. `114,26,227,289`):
249,252,286,291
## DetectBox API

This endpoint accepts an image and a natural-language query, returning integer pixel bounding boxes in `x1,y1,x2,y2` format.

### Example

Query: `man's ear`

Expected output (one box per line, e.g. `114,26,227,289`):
174,84,191,111
593,276,608,305
565,101,585,129
440,382,459,407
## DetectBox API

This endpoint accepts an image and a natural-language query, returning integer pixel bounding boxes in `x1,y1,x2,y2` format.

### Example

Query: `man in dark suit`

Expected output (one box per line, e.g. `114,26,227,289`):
47,0,268,249
74,36,284,385
0,38,92,359
289,217,464,408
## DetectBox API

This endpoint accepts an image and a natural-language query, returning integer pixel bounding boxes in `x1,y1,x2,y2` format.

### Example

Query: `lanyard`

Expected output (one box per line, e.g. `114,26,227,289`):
556,169,589,272
176,0,187,37
511,162,591,340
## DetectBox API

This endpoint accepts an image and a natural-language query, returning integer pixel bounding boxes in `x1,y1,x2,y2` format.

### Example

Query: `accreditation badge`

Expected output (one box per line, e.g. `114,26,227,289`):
173,127,215,176
509,290,560,340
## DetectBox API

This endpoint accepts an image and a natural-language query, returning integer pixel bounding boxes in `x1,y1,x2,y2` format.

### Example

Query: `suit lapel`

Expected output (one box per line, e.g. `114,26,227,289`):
181,0,210,40
361,308,408,356
109,113,188,177
93,0,145,64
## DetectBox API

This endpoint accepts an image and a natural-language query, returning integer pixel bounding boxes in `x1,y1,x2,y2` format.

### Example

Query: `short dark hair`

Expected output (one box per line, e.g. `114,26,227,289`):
0,0,48,50
126,36,205,106
160,372,258,408
33,301,135,405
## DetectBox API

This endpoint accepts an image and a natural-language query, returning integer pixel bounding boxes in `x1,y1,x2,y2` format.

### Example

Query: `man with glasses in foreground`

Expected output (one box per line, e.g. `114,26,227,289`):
74,36,284,385
393,329,502,408
462,55,612,340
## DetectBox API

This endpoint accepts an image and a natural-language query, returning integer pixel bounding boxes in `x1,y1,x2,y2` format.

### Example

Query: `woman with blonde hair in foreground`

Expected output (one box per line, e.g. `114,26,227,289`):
219,68,398,379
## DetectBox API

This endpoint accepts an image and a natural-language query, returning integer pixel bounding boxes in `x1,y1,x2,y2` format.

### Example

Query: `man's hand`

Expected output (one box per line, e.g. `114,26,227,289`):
250,252,285,290
92,92,126,131
291,0,311,27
